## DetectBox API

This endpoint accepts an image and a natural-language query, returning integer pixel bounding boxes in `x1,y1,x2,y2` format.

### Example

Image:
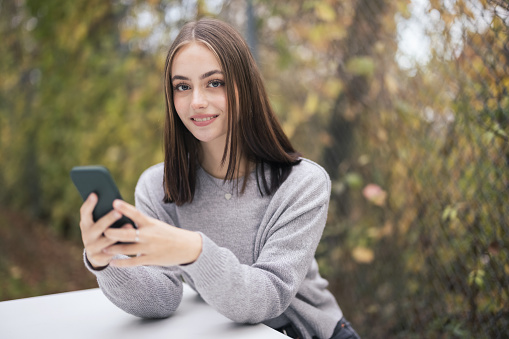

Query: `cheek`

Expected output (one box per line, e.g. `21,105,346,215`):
213,91,228,112
173,97,187,119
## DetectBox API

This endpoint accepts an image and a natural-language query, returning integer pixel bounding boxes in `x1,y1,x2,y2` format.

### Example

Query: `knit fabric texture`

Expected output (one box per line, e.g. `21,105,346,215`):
85,158,343,339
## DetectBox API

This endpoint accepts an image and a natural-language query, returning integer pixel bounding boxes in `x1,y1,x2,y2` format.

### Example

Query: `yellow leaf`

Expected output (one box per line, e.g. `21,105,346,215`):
304,93,319,115
323,79,343,98
282,121,296,138
352,246,374,264
345,172,363,189
315,3,336,22
385,74,399,94
346,56,375,77
322,21,347,40
9,266,22,279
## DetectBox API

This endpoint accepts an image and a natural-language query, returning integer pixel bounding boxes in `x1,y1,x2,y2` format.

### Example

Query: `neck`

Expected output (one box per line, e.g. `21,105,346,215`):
199,139,248,179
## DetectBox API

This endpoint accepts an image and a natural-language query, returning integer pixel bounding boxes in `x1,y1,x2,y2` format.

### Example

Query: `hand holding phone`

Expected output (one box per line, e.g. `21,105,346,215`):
70,165,135,229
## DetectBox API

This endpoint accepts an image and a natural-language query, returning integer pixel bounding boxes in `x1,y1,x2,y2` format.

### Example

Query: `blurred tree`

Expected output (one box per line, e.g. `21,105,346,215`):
1,0,508,336
0,0,175,238
250,0,508,336
0,0,228,301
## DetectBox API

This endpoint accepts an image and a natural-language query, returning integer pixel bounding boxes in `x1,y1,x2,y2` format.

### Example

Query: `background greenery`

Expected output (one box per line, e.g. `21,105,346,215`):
1,0,508,337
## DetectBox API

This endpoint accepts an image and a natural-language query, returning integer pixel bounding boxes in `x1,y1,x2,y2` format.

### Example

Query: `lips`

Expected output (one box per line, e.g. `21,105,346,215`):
190,114,219,126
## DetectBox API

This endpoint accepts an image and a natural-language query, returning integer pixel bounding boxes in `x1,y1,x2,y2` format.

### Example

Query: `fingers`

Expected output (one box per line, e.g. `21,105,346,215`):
106,242,144,256
80,193,123,239
84,210,123,244
113,199,148,226
104,226,140,244
87,232,118,253
103,226,143,259
85,235,118,268
79,193,97,231
79,194,125,268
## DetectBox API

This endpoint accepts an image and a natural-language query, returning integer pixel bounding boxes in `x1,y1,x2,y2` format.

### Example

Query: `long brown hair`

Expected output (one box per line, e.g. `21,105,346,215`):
163,18,300,205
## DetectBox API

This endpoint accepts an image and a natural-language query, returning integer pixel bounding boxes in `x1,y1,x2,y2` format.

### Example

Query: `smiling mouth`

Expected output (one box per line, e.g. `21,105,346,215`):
192,115,219,122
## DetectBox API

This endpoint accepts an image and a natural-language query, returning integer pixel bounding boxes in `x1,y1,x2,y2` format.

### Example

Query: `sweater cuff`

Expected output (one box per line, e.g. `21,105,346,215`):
83,250,135,288
179,232,227,287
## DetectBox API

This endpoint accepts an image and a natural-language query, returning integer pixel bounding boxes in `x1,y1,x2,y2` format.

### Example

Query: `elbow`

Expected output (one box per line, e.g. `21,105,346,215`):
124,294,182,319
226,308,284,324
107,291,182,320
222,298,287,324
226,312,265,324
131,305,178,319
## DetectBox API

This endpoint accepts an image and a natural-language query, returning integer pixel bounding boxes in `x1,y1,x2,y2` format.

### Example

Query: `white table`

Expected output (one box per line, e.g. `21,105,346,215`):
0,284,287,338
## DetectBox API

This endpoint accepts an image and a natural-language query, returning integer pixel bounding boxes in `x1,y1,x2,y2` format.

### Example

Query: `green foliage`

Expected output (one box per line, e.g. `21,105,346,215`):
0,0,168,238
345,56,375,78
1,0,508,337
258,0,508,337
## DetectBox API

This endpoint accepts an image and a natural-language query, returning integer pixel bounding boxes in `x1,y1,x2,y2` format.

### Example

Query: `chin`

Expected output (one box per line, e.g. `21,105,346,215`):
193,133,227,145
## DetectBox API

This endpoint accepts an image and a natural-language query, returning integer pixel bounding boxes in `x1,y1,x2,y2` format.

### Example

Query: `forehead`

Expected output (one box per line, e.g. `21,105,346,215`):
171,42,222,76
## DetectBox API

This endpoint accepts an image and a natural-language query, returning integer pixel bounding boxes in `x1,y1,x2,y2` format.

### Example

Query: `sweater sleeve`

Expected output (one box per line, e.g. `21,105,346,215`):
83,166,184,318
180,165,331,323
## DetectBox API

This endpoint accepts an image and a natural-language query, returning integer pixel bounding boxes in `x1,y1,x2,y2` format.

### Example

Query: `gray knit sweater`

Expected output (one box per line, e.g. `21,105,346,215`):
85,158,343,339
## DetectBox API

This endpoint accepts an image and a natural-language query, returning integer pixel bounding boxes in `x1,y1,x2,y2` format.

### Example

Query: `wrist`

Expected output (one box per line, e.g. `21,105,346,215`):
85,252,109,271
183,231,203,265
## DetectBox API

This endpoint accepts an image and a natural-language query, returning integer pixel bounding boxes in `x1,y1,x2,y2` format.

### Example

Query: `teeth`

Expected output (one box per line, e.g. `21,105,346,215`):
193,116,217,122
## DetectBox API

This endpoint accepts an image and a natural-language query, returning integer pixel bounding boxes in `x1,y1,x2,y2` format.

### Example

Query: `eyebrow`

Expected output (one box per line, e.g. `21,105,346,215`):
171,70,223,82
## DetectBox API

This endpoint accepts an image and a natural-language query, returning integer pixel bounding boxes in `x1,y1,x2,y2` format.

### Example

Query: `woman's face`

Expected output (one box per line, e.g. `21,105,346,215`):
171,43,228,147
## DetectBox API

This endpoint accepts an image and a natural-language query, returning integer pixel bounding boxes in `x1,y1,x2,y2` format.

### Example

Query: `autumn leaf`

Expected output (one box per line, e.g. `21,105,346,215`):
315,3,336,22
362,183,387,206
345,56,375,77
352,246,375,264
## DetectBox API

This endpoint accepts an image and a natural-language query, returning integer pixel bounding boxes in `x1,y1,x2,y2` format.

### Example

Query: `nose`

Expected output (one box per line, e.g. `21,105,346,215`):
191,88,208,110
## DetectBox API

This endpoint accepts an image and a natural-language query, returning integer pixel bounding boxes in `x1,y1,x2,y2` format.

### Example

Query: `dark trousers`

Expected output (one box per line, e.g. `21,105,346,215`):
276,317,361,339
328,318,361,339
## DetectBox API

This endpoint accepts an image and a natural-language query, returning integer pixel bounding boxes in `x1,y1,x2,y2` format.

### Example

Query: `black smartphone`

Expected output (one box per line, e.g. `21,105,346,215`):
70,165,135,228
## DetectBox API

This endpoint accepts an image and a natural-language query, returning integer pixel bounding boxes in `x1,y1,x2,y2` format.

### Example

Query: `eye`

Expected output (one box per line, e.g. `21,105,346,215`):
208,80,224,88
174,83,190,91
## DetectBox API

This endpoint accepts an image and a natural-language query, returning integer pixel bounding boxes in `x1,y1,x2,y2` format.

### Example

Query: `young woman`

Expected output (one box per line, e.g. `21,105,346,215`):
79,18,360,339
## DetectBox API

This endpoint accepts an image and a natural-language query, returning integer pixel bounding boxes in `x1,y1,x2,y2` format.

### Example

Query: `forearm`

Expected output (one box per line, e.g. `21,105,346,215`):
180,202,328,323
181,226,321,323
181,235,286,323
84,252,183,318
